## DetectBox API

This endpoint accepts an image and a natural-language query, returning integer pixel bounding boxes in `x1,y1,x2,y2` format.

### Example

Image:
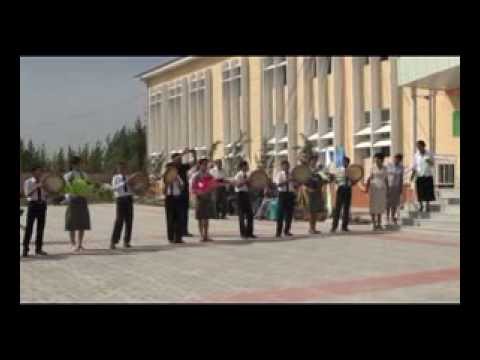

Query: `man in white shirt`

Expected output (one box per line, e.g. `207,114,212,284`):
331,156,353,233
274,160,296,238
22,166,48,257
110,162,139,249
164,162,186,244
234,161,255,239
410,140,436,212
210,159,228,219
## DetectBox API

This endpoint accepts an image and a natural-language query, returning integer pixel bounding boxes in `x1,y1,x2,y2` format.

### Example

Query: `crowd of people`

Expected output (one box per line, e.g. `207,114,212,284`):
20,140,436,258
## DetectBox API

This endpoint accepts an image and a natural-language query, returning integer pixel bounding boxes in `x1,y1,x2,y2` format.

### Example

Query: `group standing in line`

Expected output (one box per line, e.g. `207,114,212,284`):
21,140,436,257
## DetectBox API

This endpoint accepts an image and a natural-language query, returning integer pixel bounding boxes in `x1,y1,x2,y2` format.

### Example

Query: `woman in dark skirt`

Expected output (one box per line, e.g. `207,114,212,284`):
305,156,325,234
64,156,91,252
191,158,217,242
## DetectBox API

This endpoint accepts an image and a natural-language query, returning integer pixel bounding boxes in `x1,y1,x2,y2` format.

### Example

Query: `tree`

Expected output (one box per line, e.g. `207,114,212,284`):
89,141,104,173
56,147,66,173
134,117,146,172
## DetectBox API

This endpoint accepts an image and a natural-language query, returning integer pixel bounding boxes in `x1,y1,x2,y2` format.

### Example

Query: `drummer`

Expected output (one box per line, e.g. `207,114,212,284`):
164,161,186,244
305,155,325,235
110,162,140,249
191,158,217,242
330,156,352,233
22,166,49,257
234,160,256,240
64,156,91,252
172,148,197,237
274,160,296,238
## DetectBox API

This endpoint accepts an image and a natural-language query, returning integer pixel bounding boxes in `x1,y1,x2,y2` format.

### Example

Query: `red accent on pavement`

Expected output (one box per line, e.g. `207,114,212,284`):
198,268,460,302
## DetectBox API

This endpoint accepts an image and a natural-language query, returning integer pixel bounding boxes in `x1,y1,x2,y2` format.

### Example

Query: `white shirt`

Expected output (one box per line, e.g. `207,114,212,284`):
234,171,249,192
210,167,226,180
274,170,295,193
413,151,434,177
165,176,184,196
24,177,47,202
387,164,404,188
112,174,132,198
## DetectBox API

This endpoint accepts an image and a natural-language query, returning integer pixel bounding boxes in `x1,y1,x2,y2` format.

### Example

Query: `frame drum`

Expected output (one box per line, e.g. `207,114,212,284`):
346,164,364,184
43,174,65,193
248,169,269,190
163,166,179,185
129,173,150,195
291,164,312,184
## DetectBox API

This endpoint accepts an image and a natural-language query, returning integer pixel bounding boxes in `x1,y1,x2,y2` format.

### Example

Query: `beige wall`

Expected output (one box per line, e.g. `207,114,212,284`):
144,56,460,186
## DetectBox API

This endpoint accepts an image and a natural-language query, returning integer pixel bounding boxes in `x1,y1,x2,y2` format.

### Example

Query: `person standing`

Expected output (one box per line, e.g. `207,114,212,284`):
191,158,217,242
64,156,91,252
386,154,404,226
110,162,139,249
410,140,436,212
305,155,325,235
164,162,185,244
365,153,389,230
22,166,48,257
274,160,296,238
234,161,256,239
330,156,353,233
172,149,197,237
210,159,228,219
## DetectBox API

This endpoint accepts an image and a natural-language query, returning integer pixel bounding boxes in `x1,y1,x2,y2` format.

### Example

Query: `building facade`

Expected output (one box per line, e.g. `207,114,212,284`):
138,56,460,188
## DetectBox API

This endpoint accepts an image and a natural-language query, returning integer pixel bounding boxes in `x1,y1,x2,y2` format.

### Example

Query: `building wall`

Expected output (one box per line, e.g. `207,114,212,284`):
143,56,460,189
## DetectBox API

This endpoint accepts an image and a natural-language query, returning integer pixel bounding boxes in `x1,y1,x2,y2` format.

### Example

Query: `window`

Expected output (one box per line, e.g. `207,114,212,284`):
264,57,274,69
327,117,334,131
381,109,391,124
364,57,370,65
453,110,460,137
364,111,371,125
380,56,389,61
380,147,390,157
312,58,317,78
313,119,319,132
438,164,455,188
327,57,332,74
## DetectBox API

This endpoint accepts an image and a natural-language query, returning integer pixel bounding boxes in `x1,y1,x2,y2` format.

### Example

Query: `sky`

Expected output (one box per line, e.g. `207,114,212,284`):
20,56,176,155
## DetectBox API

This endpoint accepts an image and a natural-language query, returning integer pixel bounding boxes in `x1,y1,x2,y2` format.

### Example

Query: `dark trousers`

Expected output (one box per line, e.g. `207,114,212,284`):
166,195,184,243
332,186,352,230
111,196,133,245
23,201,47,253
276,192,295,236
215,187,227,218
180,192,190,235
237,192,254,237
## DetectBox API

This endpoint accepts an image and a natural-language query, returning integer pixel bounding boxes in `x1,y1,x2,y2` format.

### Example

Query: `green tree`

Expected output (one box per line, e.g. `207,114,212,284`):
55,147,66,173
89,141,104,173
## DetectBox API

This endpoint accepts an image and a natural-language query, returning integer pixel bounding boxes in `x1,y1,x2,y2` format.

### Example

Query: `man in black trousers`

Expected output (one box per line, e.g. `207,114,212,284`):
172,148,197,237
331,156,352,233
110,162,139,249
275,160,296,238
164,162,185,244
234,161,256,240
22,166,48,257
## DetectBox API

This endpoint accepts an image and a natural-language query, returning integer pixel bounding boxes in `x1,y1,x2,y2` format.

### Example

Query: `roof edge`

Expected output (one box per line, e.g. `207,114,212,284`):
135,56,196,81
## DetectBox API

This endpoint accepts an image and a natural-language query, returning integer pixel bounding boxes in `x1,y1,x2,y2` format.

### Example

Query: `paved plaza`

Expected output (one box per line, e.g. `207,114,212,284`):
20,204,460,303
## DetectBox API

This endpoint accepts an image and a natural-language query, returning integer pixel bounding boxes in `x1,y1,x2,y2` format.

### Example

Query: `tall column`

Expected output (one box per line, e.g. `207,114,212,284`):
162,84,169,155
262,59,274,141
274,58,285,168
189,81,197,149
230,67,241,144
176,91,182,151
181,78,189,149
147,92,154,155
155,95,162,153
389,57,402,156
240,58,250,160
333,57,345,149
197,86,204,147
222,77,231,151
316,57,329,151
412,87,418,154
205,69,213,150
303,57,314,136
429,89,437,154
370,56,382,156
287,57,298,165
